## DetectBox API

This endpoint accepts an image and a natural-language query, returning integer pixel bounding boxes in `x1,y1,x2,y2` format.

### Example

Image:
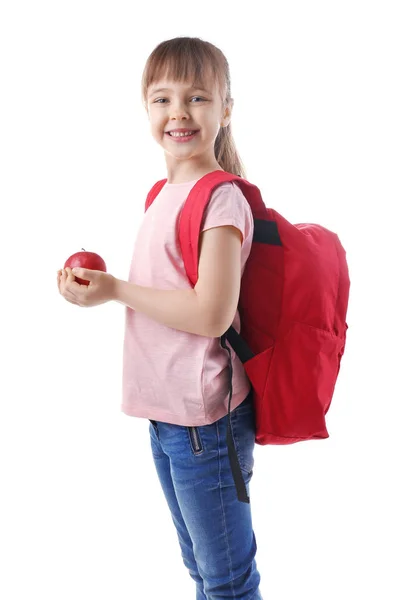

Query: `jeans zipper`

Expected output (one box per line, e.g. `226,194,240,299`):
190,427,203,453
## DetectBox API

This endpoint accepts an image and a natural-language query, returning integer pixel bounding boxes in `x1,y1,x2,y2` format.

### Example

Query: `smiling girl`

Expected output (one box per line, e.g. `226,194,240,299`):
58,36,262,599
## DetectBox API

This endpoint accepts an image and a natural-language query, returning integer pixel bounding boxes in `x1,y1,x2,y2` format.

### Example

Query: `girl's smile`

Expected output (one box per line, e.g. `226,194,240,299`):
166,130,200,143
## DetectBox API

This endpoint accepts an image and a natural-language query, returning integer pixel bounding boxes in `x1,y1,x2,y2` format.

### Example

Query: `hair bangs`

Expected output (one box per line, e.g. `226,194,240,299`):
142,38,225,104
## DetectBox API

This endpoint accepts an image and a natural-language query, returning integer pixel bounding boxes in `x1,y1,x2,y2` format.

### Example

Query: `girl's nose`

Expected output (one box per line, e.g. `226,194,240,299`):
170,104,190,121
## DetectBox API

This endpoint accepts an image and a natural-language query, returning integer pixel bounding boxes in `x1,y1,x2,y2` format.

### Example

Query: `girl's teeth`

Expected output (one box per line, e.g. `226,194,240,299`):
170,131,195,137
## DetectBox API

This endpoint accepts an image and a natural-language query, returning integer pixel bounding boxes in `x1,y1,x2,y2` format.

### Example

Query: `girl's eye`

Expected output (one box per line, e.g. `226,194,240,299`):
154,97,206,104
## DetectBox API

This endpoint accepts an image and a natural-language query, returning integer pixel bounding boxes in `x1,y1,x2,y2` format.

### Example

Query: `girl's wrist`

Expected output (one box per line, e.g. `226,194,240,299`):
111,277,126,304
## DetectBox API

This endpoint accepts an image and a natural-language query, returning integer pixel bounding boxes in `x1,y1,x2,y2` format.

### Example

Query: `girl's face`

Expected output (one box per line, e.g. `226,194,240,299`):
146,78,233,171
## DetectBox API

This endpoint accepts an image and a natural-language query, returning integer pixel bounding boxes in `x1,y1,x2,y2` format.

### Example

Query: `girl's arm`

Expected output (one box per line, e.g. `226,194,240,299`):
112,225,242,338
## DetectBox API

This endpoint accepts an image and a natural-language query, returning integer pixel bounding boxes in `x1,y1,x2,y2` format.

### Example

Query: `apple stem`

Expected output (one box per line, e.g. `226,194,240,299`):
82,248,85,251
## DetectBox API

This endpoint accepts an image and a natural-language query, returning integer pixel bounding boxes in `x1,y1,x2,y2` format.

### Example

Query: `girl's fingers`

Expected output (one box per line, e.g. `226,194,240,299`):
58,268,79,305
57,270,62,292
58,269,67,294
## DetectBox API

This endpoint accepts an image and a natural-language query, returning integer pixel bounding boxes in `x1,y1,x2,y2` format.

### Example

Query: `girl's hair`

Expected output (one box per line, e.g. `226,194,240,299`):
141,37,246,179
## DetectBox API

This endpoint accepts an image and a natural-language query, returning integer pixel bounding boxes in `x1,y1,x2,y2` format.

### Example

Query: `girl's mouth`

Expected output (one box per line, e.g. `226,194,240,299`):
166,131,199,143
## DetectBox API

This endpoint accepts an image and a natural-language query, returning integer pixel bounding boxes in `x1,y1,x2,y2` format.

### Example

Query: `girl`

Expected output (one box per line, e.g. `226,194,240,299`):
58,36,262,600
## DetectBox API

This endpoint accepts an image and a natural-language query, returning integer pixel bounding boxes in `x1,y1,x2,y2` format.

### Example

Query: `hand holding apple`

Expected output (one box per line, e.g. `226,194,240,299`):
58,249,115,308
64,248,107,285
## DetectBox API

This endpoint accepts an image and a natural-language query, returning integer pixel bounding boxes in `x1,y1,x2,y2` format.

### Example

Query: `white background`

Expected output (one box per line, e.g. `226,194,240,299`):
1,1,394,599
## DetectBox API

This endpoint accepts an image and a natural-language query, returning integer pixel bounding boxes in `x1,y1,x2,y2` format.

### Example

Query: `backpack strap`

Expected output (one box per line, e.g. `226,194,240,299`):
178,170,268,286
144,179,167,212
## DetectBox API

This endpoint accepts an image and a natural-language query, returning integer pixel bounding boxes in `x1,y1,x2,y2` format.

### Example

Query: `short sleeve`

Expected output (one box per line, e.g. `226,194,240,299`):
200,182,254,248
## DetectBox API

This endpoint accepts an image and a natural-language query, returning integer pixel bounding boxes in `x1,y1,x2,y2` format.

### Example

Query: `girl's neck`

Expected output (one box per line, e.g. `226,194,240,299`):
165,164,224,185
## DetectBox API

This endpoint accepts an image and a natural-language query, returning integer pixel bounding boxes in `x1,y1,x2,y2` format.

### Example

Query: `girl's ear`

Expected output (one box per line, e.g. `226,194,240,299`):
221,99,234,127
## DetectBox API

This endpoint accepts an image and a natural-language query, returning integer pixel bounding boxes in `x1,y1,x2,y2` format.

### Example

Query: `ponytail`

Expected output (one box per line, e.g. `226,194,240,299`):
215,122,246,178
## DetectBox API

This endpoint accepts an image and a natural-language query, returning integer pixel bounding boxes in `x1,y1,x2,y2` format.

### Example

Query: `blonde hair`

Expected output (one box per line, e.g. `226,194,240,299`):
141,36,246,179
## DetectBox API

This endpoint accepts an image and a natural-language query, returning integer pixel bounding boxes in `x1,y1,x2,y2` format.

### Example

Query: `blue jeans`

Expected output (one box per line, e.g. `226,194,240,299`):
149,387,263,599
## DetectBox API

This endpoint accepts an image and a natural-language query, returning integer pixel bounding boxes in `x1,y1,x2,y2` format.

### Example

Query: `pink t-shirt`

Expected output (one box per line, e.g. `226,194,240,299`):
121,177,254,426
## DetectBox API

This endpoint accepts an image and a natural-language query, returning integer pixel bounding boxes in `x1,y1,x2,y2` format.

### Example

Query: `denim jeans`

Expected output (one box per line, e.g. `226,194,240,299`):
149,387,263,599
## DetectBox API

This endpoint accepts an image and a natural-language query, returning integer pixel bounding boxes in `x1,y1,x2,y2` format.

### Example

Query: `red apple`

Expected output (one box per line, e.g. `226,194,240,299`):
64,248,107,286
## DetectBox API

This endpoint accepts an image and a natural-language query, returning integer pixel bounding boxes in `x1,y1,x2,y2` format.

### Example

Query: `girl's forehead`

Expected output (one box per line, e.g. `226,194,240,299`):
148,76,220,95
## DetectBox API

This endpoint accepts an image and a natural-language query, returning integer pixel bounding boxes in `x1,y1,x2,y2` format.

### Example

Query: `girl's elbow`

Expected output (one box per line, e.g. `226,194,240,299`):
207,312,232,339
199,298,234,338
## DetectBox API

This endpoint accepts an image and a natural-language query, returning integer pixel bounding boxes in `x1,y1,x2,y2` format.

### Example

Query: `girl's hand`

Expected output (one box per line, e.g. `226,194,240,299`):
57,267,116,308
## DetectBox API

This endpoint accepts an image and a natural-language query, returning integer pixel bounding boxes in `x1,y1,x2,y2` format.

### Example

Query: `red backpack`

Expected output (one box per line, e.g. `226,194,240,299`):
145,170,350,503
